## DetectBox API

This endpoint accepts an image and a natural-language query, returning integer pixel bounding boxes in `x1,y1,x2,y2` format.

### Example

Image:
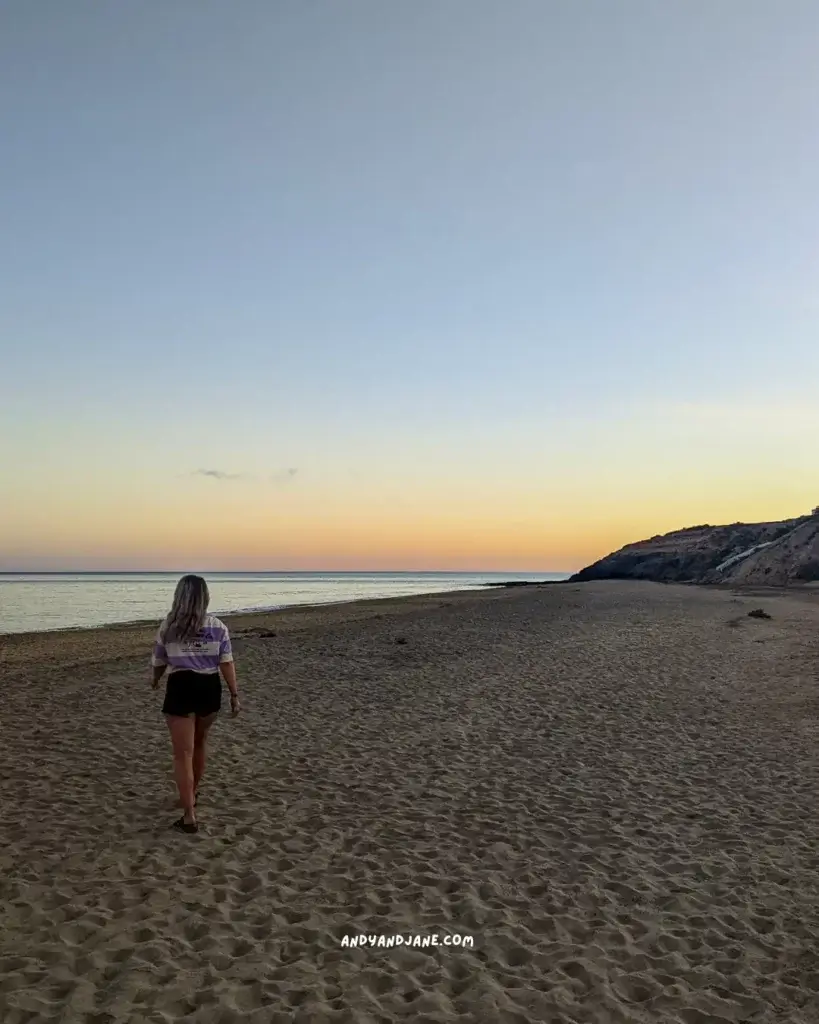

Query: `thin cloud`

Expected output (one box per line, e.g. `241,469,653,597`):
192,469,247,480
189,467,299,484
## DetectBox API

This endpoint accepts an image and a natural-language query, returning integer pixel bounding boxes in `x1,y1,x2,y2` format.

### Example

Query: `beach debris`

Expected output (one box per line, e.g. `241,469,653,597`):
485,580,538,587
395,637,408,645
747,609,771,620
258,629,278,638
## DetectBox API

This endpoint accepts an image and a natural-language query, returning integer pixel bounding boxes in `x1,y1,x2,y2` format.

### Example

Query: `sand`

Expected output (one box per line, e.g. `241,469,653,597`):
2,580,819,1023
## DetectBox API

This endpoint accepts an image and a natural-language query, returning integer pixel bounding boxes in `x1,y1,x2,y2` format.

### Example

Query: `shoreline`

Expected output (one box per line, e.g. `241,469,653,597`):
2,577,815,668
9,573,810,643
3,574,812,642
0,582,563,670
0,579,569,640
0,577,569,641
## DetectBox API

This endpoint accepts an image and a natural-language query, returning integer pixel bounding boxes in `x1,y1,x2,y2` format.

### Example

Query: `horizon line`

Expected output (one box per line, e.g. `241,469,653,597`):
0,568,574,575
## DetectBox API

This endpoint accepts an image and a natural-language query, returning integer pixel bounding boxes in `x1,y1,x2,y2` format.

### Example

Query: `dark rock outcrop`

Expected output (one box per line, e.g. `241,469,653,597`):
570,511,819,586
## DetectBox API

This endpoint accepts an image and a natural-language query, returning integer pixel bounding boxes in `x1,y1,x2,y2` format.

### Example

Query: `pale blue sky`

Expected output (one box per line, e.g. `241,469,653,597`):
2,2,818,570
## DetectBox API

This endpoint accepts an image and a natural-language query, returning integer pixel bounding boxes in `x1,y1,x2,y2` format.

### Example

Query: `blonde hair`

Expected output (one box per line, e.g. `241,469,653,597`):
162,574,210,643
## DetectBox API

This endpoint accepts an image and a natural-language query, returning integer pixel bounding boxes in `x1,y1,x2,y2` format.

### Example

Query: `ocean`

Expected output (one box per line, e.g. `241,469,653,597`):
0,571,570,635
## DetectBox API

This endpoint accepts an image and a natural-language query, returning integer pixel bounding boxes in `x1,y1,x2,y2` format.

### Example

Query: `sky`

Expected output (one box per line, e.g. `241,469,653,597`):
2,1,819,572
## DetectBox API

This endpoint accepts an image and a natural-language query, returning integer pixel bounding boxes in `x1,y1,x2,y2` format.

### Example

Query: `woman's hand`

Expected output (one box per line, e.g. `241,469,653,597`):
230,694,241,716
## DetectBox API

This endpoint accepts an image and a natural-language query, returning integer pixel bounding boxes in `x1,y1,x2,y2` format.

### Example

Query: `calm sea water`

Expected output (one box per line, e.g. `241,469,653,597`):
0,571,569,635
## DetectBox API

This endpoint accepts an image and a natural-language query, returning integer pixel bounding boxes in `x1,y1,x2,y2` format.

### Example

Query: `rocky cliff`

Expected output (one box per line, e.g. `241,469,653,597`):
570,512,819,586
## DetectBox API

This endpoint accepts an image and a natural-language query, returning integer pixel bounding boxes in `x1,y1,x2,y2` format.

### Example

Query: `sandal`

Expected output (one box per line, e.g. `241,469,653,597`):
173,816,199,834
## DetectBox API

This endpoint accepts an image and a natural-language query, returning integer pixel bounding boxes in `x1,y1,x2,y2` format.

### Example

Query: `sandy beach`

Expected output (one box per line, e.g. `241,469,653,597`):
2,580,819,1023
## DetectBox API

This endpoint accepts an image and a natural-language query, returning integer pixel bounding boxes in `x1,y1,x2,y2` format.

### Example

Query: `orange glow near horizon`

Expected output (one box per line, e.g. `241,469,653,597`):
3,399,818,572
3,494,814,573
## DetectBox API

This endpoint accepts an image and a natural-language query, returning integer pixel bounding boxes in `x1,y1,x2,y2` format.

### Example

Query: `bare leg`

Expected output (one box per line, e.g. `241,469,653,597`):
193,712,218,797
166,714,196,824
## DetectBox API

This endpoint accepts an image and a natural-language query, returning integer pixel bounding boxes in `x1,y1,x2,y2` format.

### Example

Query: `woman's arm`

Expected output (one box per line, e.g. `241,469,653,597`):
220,660,239,698
217,624,240,713
151,627,168,689
221,661,240,714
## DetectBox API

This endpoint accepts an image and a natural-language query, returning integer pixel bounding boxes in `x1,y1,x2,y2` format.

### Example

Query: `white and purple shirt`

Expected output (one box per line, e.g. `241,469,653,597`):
152,614,233,675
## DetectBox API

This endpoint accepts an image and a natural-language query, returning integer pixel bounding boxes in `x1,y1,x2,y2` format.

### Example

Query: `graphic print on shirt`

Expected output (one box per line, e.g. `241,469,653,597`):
151,615,233,673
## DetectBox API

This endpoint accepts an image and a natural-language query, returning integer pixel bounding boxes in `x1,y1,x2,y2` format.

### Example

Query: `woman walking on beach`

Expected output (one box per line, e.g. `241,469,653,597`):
151,575,240,833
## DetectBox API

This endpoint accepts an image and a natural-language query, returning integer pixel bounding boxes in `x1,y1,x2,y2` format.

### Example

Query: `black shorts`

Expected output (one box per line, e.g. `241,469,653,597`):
162,670,222,717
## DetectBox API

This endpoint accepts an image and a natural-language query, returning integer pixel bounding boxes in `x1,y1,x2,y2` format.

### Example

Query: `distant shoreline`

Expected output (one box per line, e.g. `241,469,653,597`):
0,584,572,670
0,582,568,643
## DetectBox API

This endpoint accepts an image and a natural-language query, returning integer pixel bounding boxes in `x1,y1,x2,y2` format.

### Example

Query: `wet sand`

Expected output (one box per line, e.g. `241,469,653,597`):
2,580,819,1023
